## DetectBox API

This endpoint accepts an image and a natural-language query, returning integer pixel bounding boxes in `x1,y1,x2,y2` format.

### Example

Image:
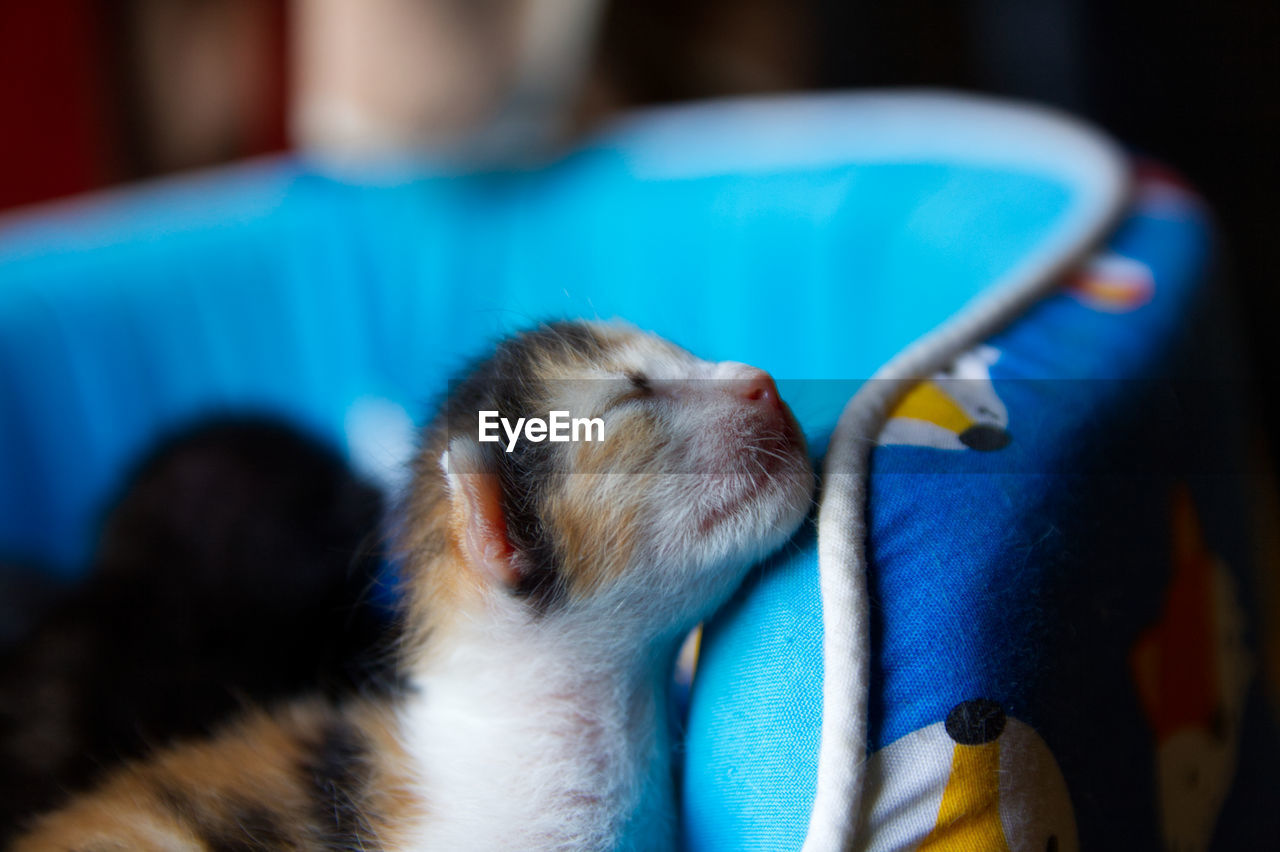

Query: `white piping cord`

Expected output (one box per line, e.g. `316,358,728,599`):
802,104,1130,852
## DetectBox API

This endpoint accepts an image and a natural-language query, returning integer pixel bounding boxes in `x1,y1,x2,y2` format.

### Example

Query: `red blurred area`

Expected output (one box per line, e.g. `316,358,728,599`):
0,0,288,213
0,1,108,209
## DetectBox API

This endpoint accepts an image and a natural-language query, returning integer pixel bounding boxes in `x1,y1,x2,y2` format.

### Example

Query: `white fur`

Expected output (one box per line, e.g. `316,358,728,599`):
396,602,678,851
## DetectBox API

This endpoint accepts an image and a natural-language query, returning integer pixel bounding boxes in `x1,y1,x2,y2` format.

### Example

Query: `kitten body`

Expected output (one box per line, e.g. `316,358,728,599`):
15,322,814,851
0,420,388,840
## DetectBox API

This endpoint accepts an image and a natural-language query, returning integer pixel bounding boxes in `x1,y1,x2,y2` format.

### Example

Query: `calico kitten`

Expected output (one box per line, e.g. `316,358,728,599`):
0,420,389,841
14,322,814,851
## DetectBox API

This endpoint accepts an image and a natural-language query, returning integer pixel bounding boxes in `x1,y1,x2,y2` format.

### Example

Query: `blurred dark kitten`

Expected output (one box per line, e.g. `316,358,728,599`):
0,419,391,839
0,564,69,651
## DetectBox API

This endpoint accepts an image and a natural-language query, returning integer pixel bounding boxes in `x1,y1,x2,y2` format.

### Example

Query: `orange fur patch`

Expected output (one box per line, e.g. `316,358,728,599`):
13,699,420,850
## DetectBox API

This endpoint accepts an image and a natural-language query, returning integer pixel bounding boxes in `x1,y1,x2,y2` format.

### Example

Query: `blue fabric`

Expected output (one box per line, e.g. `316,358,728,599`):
686,173,1280,850
868,202,1217,749
0,151,1070,572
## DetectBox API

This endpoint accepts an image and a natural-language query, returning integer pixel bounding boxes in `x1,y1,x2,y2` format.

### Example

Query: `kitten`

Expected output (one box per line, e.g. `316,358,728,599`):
13,322,814,851
0,419,389,840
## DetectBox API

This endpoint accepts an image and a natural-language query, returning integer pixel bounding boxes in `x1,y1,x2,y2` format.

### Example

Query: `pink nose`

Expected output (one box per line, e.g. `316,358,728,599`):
737,369,782,411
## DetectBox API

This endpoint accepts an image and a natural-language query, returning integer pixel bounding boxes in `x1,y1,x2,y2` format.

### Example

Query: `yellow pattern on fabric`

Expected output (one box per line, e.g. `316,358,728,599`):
917,742,1012,851
890,382,974,434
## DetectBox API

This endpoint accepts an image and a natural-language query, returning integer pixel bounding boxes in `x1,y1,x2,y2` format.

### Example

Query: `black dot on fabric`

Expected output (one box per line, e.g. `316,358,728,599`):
945,698,1007,745
959,424,1012,451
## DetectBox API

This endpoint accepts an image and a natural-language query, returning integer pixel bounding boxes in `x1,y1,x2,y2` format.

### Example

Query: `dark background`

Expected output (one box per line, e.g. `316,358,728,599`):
813,0,1280,453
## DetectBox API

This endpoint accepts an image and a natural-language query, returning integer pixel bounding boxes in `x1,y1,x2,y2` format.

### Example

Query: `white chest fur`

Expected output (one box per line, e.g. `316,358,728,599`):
395,612,678,852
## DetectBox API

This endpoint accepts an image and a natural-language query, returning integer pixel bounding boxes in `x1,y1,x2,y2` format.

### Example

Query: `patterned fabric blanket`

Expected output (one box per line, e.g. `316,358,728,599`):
685,164,1280,850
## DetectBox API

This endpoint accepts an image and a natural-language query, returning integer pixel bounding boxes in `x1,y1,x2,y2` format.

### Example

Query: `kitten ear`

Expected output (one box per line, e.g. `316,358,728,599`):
440,437,518,589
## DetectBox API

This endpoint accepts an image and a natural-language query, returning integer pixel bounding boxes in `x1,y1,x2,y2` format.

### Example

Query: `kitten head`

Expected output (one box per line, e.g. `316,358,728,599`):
412,321,813,638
